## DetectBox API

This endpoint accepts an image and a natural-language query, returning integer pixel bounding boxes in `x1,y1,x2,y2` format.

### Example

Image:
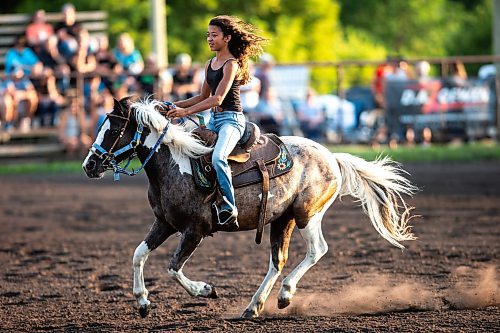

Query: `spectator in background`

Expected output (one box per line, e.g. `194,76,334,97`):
443,61,469,141
58,93,91,155
94,90,114,137
54,4,81,38
32,35,63,69
113,33,144,75
252,53,283,133
70,28,96,74
0,79,16,131
138,54,158,96
94,35,118,94
156,56,174,100
171,53,200,101
372,59,393,108
385,57,412,81
25,9,54,47
139,53,173,98
422,127,432,147
405,126,416,146
414,60,431,82
478,64,496,81
446,61,468,87
68,28,100,130
254,53,274,102
296,88,324,140
32,35,70,94
54,4,81,64
32,68,65,127
10,66,39,132
240,60,260,114
139,53,173,99
113,33,144,98
253,87,283,134
5,35,43,76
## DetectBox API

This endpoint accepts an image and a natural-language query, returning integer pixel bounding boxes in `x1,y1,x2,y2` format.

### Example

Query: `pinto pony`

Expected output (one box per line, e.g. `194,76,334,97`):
83,97,417,318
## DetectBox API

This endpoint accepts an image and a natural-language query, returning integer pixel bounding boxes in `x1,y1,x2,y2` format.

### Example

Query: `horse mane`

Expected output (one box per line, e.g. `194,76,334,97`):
130,97,212,164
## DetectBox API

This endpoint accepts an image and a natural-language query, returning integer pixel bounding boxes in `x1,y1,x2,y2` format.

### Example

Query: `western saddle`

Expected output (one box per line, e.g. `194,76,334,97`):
190,122,293,244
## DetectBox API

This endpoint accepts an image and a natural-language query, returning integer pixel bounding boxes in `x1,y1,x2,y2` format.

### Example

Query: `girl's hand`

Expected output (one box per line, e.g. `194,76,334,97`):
166,107,190,119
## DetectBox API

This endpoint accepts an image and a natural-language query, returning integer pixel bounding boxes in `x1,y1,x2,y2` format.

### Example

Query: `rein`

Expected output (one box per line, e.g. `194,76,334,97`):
90,105,171,181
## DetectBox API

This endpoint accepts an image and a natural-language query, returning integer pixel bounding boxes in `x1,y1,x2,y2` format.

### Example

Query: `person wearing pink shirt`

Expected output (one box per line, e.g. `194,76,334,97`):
25,10,54,47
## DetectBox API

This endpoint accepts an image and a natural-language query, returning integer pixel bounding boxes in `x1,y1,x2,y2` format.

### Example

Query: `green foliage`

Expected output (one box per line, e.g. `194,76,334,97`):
338,0,492,58
445,0,492,56
338,0,455,57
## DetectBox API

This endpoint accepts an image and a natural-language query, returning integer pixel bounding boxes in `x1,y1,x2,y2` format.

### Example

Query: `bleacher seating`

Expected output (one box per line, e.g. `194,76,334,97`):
0,10,107,68
0,10,107,159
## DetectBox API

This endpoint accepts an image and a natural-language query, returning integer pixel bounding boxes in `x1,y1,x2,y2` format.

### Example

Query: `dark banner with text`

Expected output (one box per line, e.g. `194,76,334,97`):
384,78,496,139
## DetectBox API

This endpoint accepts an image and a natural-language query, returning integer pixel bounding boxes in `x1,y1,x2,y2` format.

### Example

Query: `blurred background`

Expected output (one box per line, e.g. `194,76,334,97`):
0,2,499,330
0,0,499,166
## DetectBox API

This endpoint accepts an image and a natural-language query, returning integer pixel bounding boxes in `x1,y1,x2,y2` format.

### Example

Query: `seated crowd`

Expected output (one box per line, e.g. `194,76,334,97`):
0,6,293,157
0,4,172,155
4,6,471,155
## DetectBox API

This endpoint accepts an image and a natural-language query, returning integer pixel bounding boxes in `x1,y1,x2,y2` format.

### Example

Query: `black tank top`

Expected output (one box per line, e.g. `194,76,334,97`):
206,58,243,112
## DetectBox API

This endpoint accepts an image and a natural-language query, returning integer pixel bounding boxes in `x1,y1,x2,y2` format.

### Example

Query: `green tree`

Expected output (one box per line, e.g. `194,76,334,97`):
338,0,460,57
445,0,492,56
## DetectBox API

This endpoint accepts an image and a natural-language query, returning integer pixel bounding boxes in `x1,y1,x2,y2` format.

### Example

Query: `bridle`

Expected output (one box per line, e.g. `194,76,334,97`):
89,102,170,181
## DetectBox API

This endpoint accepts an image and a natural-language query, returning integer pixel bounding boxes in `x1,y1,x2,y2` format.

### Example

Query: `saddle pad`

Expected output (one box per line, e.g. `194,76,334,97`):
190,134,293,192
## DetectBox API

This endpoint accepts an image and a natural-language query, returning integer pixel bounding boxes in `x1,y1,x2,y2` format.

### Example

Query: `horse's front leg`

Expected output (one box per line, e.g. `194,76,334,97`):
168,231,218,298
133,219,176,318
241,214,296,318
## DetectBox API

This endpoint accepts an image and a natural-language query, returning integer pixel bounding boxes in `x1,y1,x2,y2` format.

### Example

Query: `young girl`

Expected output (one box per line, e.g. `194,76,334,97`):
166,15,267,227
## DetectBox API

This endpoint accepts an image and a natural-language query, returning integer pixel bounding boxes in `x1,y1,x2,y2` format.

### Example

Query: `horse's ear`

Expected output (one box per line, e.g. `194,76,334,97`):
113,97,125,115
112,98,123,114
121,95,139,109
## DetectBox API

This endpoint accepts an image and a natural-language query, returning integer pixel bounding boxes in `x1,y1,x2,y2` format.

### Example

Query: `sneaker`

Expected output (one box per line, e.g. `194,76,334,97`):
212,201,239,228
217,208,238,226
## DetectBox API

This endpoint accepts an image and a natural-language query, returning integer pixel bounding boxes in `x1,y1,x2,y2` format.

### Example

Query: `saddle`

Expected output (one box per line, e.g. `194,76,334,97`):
190,123,294,243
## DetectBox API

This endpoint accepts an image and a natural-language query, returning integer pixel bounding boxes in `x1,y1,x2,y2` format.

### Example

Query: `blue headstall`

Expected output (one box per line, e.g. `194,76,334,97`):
90,107,170,182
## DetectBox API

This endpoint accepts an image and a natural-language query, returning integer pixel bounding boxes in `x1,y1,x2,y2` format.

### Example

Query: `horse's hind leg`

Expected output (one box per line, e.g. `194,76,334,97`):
277,210,328,309
241,214,296,318
167,231,218,298
133,219,176,318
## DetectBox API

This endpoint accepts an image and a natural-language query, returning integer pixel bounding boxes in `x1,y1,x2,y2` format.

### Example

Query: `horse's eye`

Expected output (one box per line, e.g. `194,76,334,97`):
111,129,120,137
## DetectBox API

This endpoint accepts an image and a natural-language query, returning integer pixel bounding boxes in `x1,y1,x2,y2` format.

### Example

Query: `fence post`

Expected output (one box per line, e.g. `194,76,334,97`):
336,64,344,141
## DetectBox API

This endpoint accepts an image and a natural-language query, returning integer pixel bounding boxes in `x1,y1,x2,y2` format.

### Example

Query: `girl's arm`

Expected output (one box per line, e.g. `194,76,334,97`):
168,59,238,118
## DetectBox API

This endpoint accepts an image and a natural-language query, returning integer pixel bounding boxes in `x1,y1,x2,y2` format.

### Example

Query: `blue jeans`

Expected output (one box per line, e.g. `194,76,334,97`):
207,111,246,211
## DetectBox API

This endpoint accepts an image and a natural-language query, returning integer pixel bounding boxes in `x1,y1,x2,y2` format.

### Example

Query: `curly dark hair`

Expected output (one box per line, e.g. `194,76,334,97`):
209,15,268,85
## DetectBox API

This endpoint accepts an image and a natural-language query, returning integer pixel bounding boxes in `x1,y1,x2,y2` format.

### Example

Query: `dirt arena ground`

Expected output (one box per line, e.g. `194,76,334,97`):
0,161,498,332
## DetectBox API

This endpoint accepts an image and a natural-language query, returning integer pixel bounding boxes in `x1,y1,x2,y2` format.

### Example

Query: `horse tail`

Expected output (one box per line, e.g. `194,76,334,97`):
333,153,418,249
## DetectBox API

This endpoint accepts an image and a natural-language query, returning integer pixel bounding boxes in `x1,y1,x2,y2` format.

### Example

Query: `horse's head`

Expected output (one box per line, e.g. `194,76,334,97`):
83,96,142,178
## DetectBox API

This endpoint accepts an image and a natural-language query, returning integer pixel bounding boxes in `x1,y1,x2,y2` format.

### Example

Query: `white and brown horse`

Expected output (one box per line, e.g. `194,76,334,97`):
83,97,417,318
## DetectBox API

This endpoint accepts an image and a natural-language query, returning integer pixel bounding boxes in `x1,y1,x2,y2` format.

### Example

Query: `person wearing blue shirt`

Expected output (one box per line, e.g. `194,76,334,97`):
112,33,144,75
112,33,144,97
5,35,42,76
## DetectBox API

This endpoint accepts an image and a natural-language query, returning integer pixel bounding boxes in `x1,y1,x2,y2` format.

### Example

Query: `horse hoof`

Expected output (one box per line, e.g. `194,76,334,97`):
240,309,258,319
277,298,291,309
210,286,218,299
139,304,151,318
